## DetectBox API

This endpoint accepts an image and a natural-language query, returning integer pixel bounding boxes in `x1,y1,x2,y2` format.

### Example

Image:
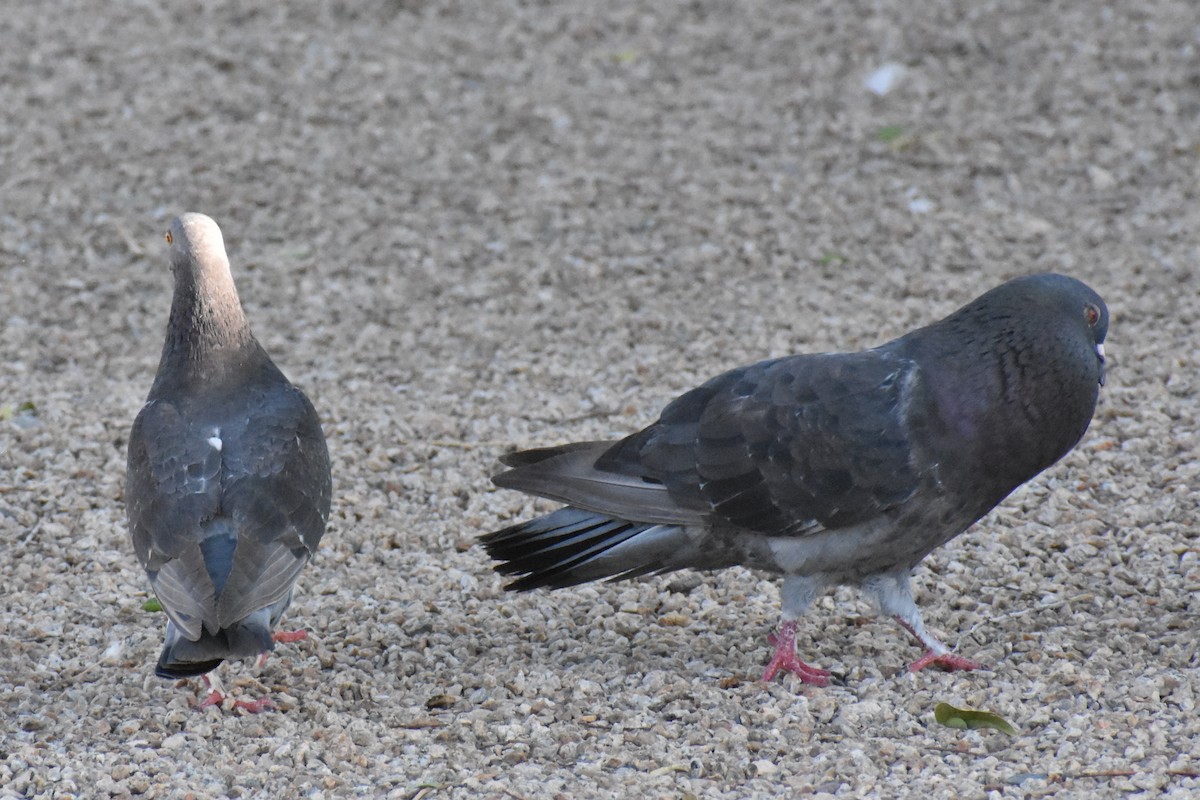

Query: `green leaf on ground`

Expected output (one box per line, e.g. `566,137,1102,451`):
934,702,1016,735
142,598,163,612
1,401,37,420
877,125,905,143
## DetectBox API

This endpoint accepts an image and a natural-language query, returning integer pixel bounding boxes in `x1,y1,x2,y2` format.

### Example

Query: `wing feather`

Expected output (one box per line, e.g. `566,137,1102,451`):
497,351,928,538
125,384,330,642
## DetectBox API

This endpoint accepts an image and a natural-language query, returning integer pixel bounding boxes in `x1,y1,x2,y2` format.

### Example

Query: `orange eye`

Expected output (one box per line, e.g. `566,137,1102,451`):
165,231,173,245
1084,303,1100,326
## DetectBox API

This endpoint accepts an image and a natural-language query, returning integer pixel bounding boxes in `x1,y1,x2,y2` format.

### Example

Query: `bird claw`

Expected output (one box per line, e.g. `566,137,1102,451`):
198,672,276,712
272,629,308,644
198,673,227,710
908,651,983,673
232,696,276,713
254,629,310,668
763,630,830,686
762,653,831,686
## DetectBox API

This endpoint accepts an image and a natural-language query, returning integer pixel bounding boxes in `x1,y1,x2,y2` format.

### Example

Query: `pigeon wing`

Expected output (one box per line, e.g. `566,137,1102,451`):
126,399,225,639
601,351,930,536
212,383,331,628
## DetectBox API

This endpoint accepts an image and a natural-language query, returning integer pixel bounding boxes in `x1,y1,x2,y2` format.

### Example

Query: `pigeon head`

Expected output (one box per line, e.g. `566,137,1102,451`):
969,272,1108,386
903,272,1108,494
155,213,258,391
166,213,229,279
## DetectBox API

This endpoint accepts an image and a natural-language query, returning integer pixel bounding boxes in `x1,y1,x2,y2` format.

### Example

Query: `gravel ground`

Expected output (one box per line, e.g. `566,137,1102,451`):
2,1,1199,798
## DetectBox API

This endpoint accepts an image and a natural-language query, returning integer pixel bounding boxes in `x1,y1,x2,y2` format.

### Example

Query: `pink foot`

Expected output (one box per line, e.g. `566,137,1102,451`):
254,629,310,668
908,651,983,673
199,674,227,709
232,696,276,713
272,629,308,644
762,621,830,687
893,616,982,674
197,673,276,713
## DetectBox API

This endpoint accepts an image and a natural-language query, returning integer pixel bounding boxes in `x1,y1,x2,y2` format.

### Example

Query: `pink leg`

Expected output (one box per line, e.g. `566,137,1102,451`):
894,617,982,673
196,630,309,710
198,673,226,709
908,650,982,672
239,630,309,708
199,674,274,714
762,620,830,686
201,679,275,714
231,696,276,713
254,628,309,669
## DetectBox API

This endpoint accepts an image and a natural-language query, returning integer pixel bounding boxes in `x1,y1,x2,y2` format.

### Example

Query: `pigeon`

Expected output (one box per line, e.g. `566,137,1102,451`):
126,213,331,711
482,273,1107,685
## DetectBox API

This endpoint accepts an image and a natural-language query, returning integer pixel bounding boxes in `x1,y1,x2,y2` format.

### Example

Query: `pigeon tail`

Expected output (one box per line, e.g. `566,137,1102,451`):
155,609,275,678
480,507,692,590
493,442,698,526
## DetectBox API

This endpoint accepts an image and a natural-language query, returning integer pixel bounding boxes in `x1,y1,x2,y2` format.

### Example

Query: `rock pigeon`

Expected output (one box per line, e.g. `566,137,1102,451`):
126,213,331,711
482,273,1107,685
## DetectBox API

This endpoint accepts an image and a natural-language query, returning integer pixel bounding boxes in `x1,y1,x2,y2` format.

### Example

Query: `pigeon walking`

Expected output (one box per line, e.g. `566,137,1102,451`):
126,213,332,711
482,274,1107,685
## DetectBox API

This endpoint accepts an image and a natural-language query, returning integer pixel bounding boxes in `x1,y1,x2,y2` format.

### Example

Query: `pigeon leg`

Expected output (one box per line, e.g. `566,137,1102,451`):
763,620,831,685
231,696,276,713
198,672,226,709
245,630,309,706
762,575,830,686
197,672,275,712
254,629,309,669
863,571,982,673
894,618,982,673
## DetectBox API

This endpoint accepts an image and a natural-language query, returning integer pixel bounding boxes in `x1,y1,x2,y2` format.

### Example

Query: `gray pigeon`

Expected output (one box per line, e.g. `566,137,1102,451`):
482,273,1107,685
126,213,331,711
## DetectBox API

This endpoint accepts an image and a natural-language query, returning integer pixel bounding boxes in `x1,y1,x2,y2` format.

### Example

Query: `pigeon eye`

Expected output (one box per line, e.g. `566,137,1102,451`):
165,231,173,245
1084,303,1100,327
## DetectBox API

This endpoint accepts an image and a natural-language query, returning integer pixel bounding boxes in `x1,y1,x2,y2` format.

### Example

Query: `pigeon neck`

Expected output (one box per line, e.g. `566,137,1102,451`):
906,320,1097,489
156,272,260,387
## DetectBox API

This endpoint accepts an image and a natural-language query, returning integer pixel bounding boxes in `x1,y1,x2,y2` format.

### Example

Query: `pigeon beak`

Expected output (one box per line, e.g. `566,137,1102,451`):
1096,343,1106,386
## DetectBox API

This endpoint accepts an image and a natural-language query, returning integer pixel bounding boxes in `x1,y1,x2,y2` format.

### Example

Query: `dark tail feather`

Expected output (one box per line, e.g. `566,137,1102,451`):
156,653,224,679
498,441,606,469
480,507,690,591
155,615,274,678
